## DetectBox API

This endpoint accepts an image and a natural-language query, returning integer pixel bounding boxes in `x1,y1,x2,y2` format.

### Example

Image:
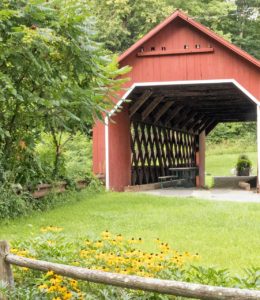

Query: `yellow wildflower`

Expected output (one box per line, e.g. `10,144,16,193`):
46,270,54,277
38,284,48,290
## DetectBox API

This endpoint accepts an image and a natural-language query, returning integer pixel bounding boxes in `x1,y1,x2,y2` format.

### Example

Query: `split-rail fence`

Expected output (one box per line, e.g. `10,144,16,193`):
1,241,260,300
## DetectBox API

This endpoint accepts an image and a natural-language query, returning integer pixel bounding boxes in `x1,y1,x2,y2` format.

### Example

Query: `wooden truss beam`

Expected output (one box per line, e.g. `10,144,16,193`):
142,95,164,121
205,121,219,135
178,110,198,129
193,116,210,132
199,119,216,133
165,106,184,125
129,90,153,118
184,112,202,130
154,101,175,122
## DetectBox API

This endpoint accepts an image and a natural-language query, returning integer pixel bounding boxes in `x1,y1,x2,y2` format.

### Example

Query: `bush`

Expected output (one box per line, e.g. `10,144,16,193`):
2,230,260,299
235,154,252,176
0,179,33,219
0,185,102,220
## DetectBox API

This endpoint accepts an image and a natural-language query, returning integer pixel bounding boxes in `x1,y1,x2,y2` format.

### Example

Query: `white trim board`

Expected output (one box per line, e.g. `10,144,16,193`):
105,79,259,190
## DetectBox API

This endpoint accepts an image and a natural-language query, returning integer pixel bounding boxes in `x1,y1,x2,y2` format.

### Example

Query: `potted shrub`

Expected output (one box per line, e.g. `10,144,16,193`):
235,154,252,176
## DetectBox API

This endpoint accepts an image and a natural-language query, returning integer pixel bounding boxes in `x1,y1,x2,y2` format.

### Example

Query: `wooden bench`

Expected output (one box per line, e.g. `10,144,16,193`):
169,167,199,187
158,175,178,188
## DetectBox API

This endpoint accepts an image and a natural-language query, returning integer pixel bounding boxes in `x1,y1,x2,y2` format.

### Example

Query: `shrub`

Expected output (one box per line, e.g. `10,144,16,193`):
235,154,252,176
0,179,33,219
0,186,102,220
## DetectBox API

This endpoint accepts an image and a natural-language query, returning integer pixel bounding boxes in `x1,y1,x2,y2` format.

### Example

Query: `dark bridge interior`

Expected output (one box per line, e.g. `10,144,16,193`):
126,82,256,185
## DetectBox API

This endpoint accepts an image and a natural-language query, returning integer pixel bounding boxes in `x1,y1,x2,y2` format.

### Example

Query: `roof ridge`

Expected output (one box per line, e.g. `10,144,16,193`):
118,10,260,69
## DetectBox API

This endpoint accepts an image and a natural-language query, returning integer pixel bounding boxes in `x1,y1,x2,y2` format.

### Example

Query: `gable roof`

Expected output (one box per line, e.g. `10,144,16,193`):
118,10,260,68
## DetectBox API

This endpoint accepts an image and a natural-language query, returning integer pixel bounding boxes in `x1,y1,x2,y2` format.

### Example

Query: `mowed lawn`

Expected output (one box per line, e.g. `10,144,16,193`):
1,190,260,273
206,151,257,176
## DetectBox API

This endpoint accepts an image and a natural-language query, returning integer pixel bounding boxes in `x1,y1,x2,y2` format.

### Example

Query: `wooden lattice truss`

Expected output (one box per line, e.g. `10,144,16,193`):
130,121,198,185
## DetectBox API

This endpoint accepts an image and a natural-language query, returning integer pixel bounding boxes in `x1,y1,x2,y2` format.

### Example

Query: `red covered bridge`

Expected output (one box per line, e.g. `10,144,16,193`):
93,10,260,191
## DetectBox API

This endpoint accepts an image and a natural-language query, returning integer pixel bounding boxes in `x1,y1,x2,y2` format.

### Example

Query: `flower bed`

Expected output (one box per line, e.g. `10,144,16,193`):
2,227,260,299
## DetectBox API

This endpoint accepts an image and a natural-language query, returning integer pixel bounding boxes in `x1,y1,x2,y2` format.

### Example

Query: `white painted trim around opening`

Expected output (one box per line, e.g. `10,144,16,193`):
105,79,259,191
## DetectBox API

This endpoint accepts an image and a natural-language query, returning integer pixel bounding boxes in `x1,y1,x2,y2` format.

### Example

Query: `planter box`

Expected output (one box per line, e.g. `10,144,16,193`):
213,176,257,189
237,167,251,176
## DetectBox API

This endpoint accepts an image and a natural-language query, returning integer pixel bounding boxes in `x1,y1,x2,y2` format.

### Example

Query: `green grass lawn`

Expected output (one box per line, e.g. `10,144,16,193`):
206,152,257,176
1,190,260,273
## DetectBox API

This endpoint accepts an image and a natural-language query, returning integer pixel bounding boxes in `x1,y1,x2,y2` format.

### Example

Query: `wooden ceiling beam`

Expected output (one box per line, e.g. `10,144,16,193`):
187,115,206,131
193,106,252,111
169,108,194,128
129,89,153,118
204,113,256,119
193,116,210,132
162,98,246,105
183,112,205,131
205,121,219,135
199,118,216,133
142,95,164,121
158,85,236,93
165,105,184,125
154,101,175,122
177,110,198,129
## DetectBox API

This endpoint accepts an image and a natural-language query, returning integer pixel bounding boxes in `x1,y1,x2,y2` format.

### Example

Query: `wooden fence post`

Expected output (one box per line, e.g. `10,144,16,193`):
0,241,14,288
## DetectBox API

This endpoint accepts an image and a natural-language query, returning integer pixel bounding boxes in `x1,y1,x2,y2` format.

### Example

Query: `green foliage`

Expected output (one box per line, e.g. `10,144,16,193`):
0,180,102,220
36,132,93,182
227,0,260,59
207,122,256,145
90,0,173,52
0,0,130,186
0,183,31,219
236,154,252,172
92,0,259,59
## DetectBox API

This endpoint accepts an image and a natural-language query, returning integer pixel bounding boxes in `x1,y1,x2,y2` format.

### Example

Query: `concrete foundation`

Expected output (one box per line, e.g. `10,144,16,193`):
213,176,257,189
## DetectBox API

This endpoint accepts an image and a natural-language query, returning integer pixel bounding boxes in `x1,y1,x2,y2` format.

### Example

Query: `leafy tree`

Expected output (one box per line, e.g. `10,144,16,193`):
167,0,259,58
92,0,259,60
226,0,260,59
90,0,173,52
91,0,237,53
0,0,129,184
167,0,236,38
207,122,256,144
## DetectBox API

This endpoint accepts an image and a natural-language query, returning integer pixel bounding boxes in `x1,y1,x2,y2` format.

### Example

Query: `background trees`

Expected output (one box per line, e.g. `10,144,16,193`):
91,0,259,59
0,0,129,184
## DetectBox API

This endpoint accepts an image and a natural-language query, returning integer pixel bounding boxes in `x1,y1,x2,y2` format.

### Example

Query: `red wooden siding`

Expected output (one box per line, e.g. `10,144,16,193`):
93,121,105,175
108,109,131,191
121,19,259,98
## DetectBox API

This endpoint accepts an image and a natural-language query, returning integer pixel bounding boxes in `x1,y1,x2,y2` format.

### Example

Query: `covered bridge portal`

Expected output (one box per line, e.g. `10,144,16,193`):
93,11,260,192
